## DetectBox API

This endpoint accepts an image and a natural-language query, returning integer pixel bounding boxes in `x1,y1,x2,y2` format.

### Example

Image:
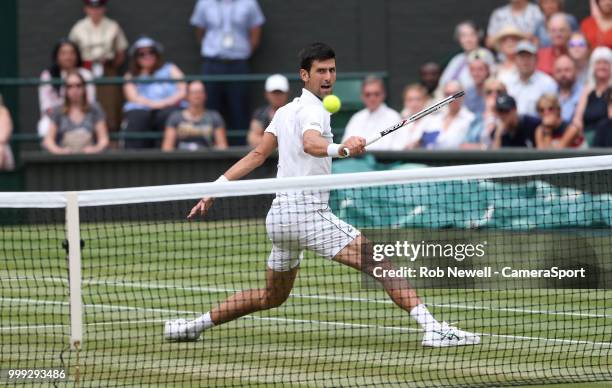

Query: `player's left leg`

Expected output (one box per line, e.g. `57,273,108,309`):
333,235,480,347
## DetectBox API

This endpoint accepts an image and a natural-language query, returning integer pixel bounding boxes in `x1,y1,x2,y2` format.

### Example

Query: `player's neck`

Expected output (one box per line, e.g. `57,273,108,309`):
303,87,323,101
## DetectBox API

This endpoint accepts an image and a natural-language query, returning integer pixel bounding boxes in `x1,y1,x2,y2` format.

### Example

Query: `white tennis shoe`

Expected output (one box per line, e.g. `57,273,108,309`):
422,322,481,347
164,319,200,342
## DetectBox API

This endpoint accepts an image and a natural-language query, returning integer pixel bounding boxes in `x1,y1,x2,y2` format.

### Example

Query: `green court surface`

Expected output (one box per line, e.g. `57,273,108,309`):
1,219,611,387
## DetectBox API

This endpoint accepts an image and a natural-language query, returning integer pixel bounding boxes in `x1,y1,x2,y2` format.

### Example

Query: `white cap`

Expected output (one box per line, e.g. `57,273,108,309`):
265,74,289,93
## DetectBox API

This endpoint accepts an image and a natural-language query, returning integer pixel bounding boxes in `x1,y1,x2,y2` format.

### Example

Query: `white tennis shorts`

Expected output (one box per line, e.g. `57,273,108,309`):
265,197,360,272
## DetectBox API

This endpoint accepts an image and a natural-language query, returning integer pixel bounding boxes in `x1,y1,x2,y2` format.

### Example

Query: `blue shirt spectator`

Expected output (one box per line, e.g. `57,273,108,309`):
463,49,495,116
122,36,186,149
190,0,265,60
190,0,265,142
553,55,584,123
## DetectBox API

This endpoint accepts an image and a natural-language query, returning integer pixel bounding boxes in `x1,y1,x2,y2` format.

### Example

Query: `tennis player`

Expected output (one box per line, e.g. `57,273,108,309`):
165,42,480,347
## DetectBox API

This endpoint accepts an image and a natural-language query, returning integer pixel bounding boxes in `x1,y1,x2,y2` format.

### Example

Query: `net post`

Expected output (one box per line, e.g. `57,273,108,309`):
65,191,83,351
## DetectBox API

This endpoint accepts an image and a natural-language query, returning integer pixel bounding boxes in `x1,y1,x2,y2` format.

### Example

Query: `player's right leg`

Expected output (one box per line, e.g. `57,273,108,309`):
165,265,298,342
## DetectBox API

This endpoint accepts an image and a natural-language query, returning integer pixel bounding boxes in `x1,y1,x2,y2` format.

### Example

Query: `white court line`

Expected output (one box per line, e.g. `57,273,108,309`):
0,318,165,332
3,275,611,320
1,296,611,348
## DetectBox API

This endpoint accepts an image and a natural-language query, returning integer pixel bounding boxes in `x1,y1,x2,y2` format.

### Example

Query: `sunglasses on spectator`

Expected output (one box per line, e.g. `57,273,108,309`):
66,83,84,89
363,91,382,98
537,106,558,113
485,88,504,95
137,50,156,58
568,40,587,48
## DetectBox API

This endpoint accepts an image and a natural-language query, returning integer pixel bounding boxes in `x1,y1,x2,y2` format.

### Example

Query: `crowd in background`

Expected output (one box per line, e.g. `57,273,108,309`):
350,0,612,151
1,0,612,169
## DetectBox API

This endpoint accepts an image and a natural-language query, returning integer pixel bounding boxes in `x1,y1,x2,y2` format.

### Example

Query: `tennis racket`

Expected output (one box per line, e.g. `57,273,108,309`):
344,91,465,154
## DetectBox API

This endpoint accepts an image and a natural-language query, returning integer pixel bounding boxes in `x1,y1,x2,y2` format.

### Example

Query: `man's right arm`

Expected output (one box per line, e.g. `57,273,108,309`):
187,132,277,219
222,132,277,180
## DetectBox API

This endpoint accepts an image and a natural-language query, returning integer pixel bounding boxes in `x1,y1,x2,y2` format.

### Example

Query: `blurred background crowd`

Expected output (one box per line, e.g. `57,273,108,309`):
1,0,612,171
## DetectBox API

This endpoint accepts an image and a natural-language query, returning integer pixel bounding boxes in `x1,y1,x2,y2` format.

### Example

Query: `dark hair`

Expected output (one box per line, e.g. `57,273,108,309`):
62,70,90,114
49,38,83,94
299,42,335,72
128,45,164,76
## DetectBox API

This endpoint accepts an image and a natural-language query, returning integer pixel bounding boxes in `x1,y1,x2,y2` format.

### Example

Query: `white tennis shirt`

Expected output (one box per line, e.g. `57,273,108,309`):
265,88,334,203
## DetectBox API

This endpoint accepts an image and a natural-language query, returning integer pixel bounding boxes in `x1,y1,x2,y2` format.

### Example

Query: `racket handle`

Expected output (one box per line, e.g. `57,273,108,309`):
365,134,382,146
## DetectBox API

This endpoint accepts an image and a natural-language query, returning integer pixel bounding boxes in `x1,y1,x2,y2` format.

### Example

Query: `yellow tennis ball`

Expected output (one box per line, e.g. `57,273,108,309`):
323,95,341,114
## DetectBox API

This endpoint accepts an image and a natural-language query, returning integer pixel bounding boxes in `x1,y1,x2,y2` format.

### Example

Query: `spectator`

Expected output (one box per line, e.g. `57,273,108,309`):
399,83,432,149
592,91,612,146
534,94,583,148
486,0,544,48
554,54,584,123
491,94,541,148
501,40,557,116
581,0,612,49
568,32,591,85
162,81,228,151
190,0,265,141
534,0,578,48
419,62,442,99
341,76,402,151
572,47,612,145
69,0,128,132
464,49,495,116
493,25,526,81
38,39,95,138
439,21,490,92
0,95,14,171
122,36,186,149
43,71,109,154
464,78,507,149
420,81,475,150
536,13,572,76
247,74,290,148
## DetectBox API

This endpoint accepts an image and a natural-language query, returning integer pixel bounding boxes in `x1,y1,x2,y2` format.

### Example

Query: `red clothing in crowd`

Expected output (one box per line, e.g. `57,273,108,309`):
581,16,612,49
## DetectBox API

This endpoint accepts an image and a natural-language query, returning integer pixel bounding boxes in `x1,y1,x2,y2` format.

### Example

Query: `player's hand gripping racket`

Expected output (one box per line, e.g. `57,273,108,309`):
343,91,464,155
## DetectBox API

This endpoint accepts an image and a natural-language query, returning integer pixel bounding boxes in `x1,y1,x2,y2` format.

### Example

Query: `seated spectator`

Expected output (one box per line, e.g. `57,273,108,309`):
162,81,227,151
534,94,583,148
568,32,591,85
501,40,557,116
464,49,496,116
420,81,474,150
399,83,432,149
572,47,612,145
341,76,402,151
43,71,109,154
553,55,584,123
123,36,186,149
69,0,128,131
492,94,541,148
0,95,14,171
439,21,491,92
581,0,612,49
419,62,442,99
486,0,544,48
247,74,290,148
38,38,95,138
537,13,572,75
534,0,578,48
493,25,526,81
464,78,507,149
592,91,612,146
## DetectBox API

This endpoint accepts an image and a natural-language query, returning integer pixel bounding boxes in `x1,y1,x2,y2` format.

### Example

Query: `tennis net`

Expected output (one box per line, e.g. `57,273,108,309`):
1,155,612,387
